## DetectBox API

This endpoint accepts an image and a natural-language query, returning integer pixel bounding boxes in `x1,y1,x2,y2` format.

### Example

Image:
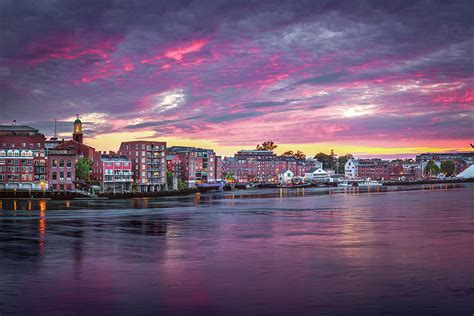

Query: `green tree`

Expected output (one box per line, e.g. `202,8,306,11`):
314,152,336,170
293,150,306,160
256,141,278,151
282,150,294,157
76,157,92,182
425,160,440,177
166,171,174,187
223,172,235,181
440,160,455,176
337,154,354,174
178,179,187,190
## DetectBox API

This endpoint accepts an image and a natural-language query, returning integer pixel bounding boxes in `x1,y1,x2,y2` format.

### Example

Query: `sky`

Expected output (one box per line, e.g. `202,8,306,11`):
0,0,473,158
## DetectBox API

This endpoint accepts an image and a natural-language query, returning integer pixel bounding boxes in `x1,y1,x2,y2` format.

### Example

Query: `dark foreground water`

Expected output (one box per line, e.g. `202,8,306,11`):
0,184,473,315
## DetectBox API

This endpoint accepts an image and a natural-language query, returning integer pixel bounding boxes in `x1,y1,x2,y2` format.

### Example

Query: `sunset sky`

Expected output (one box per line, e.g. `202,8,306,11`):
0,1,472,158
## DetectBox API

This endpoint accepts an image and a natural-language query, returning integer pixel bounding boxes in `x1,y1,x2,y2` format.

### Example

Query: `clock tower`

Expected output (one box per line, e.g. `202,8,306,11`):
73,114,83,143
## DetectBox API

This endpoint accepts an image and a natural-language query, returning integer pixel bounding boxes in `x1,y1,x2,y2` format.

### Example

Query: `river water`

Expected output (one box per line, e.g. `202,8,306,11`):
0,184,473,315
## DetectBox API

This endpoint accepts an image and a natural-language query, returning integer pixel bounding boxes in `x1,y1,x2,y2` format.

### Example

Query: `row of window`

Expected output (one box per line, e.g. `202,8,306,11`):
51,159,73,167
0,159,33,165
51,172,72,180
1,143,42,149
123,144,165,151
0,174,33,181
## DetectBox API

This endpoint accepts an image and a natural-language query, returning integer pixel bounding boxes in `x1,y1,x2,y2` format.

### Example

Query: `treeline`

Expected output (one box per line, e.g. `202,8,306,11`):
256,141,352,173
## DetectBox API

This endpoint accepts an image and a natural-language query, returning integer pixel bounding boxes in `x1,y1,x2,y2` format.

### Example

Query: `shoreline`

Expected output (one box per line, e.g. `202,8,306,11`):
0,178,473,201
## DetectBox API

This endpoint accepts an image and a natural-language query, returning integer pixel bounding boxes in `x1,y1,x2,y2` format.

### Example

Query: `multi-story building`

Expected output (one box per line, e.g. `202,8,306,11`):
416,152,474,175
223,149,322,182
215,156,223,181
167,146,218,187
119,141,167,192
0,125,46,190
100,154,133,193
345,158,410,180
47,149,77,191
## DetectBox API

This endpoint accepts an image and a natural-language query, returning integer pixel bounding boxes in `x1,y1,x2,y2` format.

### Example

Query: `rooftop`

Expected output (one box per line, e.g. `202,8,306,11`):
0,125,39,132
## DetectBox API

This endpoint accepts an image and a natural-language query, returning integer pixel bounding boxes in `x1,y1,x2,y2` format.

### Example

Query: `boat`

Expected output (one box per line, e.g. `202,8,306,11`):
196,182,225,192
337,181,353,187
279,183,311,188
357,180,383,187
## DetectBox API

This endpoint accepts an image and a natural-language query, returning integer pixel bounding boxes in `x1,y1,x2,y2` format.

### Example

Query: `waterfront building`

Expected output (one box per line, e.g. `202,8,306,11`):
345,158,404,180
304,168,329,181
119,141,167,192
167,146,218,187
416,152,474,175
47,149,77,191
224,149,322,183
0,125,47,190
215,156,223,181
100,154,133,193
278,169,294,183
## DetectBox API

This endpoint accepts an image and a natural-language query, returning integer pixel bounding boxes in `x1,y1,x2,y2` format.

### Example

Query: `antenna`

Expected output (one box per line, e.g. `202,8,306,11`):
54,118,57,138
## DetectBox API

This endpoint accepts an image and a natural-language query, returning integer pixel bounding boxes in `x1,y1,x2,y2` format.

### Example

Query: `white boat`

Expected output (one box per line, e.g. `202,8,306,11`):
338,181,352,187
357,180,383,187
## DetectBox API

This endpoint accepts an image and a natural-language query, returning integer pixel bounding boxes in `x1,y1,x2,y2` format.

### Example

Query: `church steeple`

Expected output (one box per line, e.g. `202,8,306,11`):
73,114,83,143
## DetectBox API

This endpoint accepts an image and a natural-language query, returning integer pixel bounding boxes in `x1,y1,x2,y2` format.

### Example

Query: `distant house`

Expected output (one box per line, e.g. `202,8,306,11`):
278,169,294,183
304,168,328,181
345,159,359,179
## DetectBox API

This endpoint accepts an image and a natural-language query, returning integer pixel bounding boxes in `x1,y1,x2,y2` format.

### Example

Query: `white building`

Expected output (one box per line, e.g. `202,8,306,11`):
344,159,359,179
304,168,329,181
278,169,294,183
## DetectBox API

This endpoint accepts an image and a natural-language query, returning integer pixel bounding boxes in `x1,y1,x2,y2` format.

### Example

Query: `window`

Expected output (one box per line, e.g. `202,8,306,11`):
22,143,26,148
52,172,57,180
59,159,64,167
0,159,4,165
67,160,72,167
60,172,64,180
52,159,57,167
142,144,145,149
67,172,71,179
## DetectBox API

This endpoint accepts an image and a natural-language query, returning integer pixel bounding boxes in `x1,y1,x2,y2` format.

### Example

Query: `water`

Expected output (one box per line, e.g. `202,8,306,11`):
1,184,473,315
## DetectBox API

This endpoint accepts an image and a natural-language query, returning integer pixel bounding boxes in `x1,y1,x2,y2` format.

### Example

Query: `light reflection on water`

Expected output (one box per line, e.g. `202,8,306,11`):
0,184,473,315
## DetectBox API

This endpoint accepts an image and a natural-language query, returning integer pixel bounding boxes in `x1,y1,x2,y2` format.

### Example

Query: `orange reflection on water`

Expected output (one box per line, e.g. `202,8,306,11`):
38,200,47,255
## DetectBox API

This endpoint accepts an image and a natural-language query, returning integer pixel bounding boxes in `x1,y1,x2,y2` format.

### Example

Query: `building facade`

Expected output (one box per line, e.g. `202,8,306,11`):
47,149,77,191
167,146,218,187
119,141,167,192
0,125,47,190
223,149,322,183
100,154,133,193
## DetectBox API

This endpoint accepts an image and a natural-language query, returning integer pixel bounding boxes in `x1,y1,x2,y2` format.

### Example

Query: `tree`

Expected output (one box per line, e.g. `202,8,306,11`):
440,160,455,176
425,160,440,177
166,171,174,186
314,152,336,170
178,179,187,190
76,157,92,182
337,154,354,174
223,172,235,181
256,141,278,151
282,150,294,157
293,150,306,160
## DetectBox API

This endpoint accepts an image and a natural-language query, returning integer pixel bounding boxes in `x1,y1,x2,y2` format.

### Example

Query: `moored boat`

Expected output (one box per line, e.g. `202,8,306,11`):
357,180,383,187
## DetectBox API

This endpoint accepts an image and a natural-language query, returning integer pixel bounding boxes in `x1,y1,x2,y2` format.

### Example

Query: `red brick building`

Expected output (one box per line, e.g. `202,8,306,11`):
0,125,47,190
167,146,219,187
100,154,133,193
119,141,167,192
223,150,322,182
47,149,77,191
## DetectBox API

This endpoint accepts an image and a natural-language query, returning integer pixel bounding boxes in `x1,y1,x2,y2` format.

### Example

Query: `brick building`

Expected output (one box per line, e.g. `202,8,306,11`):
47,149,77,191
119,141,167,192
167,146,218,187
100,154,133,193
223,149,322,183
0,125,47,190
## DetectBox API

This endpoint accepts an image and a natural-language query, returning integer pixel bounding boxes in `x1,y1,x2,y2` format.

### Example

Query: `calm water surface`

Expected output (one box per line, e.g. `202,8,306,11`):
0,184,473,315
